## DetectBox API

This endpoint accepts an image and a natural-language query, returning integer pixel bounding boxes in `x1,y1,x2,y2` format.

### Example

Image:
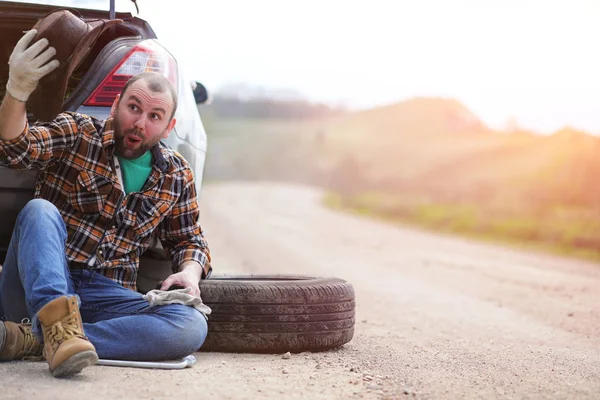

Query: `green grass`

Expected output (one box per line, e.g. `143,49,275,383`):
324,191,600,263
200,112,600,265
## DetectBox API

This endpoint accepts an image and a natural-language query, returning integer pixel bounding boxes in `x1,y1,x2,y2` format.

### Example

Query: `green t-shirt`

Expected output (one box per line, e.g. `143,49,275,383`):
117,151,153,194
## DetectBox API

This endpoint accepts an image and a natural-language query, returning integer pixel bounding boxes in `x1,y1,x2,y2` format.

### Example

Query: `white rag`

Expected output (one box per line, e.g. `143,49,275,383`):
143,287,212,319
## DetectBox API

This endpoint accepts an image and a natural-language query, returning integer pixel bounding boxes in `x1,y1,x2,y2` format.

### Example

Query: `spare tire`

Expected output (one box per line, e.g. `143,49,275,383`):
199,274,355,353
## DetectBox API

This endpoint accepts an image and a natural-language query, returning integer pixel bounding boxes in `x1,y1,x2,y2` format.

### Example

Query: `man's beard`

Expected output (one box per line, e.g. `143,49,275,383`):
113,112,161,160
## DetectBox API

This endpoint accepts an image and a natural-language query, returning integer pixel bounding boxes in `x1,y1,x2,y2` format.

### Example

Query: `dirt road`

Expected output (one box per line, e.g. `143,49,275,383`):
2,182,599,399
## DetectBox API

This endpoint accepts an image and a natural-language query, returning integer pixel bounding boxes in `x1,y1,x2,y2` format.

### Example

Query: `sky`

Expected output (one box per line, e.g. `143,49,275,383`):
11,0,600,134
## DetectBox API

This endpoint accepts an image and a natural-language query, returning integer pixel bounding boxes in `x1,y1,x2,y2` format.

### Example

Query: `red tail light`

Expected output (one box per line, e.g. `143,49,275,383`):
84,40,178,107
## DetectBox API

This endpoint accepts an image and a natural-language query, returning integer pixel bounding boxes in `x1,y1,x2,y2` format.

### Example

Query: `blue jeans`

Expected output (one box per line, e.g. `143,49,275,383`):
0,199,207,361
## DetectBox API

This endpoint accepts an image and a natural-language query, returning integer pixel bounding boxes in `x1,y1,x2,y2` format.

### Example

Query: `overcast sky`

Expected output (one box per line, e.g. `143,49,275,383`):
12,0,600,134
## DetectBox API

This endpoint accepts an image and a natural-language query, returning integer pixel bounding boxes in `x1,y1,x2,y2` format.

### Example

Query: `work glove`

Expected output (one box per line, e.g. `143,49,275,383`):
143,287,212,318
6,29,60,102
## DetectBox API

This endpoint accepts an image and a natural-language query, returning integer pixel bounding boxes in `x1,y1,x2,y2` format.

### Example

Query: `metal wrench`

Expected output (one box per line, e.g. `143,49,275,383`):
96,354,197,369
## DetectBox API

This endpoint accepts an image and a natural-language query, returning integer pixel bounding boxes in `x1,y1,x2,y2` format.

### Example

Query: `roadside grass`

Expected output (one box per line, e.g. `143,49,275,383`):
323,191,600,263
201,110,600,264
201,113,335,185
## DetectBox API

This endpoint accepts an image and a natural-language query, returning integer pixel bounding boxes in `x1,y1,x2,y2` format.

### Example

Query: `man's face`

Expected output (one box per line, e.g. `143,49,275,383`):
112,80,176,159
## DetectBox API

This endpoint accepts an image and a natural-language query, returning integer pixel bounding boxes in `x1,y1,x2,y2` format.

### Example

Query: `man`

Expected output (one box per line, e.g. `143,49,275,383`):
0,29,211,377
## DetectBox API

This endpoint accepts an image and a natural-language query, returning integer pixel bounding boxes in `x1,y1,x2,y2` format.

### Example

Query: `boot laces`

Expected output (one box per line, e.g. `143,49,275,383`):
18,319,44,361
44,311,85,346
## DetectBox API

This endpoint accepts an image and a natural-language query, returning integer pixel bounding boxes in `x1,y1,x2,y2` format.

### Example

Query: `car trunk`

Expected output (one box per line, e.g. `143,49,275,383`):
0,2,153,108
0,2,155,260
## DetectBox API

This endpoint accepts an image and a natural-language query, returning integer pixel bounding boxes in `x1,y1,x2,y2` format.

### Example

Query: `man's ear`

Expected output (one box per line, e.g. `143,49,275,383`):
110,94,120,117
162,118,177,139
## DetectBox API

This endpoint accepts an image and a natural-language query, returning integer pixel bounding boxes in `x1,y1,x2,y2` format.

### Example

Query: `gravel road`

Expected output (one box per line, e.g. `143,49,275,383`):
1,181,599,399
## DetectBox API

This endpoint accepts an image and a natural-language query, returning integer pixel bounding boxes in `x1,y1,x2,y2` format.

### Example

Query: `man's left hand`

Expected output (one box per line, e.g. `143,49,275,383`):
160,262,202,297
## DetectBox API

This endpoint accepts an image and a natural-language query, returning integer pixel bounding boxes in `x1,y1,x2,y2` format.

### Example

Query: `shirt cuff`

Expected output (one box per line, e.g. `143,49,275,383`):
173,247,211,278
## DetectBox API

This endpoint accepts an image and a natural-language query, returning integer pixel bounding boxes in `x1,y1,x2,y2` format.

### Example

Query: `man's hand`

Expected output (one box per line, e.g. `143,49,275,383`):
160,262,203,297
6,29,60,102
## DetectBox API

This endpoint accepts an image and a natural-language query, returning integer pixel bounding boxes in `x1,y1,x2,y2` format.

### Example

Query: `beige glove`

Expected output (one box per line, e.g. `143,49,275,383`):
6,29,60,102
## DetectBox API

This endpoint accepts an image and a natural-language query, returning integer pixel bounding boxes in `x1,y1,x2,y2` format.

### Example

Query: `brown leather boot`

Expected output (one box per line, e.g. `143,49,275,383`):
0,321,43,361
37,296,98,377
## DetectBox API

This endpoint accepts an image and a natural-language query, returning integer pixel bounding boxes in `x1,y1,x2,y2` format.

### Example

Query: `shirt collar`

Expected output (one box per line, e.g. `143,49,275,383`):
151,142,169,172
100,117,115,150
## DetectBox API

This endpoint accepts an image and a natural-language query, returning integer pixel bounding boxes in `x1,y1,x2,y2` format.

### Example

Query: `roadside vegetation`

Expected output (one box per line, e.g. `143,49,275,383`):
200,96,600,262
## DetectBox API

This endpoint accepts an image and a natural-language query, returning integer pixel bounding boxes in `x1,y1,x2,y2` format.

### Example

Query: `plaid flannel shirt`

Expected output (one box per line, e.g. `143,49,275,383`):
0,112,211,291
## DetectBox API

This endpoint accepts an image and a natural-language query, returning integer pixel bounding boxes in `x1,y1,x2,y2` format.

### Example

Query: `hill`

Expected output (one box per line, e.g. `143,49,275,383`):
200,97,600,260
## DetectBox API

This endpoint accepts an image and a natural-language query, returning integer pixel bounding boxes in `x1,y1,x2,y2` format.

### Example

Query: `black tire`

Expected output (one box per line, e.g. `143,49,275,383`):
199,274,355,353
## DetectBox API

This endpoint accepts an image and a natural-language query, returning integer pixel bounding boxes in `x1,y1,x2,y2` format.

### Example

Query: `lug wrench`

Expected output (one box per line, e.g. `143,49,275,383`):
96,354,197,369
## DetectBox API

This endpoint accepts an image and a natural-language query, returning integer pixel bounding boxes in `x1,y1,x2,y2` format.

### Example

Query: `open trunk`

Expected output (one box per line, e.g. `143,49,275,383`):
0,2,156,261
0,2,156,112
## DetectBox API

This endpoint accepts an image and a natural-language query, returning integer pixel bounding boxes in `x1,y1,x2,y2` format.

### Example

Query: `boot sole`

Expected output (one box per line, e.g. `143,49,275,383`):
51,350,99,378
